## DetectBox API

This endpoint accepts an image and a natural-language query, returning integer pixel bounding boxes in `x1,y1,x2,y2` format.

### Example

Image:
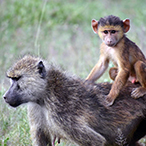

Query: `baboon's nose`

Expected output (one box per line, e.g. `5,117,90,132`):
3,92,7,100
3,95,7,100
3,94,9,104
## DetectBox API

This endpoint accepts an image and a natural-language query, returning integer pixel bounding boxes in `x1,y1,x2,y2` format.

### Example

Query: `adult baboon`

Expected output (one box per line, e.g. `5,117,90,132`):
3,56,146,146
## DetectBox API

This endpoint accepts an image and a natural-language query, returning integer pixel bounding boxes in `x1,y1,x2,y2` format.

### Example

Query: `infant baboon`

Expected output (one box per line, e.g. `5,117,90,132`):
3,56,146,146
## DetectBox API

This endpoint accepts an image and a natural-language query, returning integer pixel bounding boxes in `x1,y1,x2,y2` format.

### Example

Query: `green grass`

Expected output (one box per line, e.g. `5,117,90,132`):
1,0,146,145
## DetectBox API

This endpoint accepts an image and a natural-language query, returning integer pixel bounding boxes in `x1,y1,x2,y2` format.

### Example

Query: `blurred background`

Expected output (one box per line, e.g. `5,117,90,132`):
0,0,146,145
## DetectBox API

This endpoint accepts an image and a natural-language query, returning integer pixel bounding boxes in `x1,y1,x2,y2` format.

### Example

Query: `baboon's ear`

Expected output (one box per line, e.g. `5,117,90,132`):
123,18,130,33
37,61,46,78
91,19,98,34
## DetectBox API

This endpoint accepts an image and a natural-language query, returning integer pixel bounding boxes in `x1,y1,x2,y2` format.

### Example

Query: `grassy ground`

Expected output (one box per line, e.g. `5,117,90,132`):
1,0,146,145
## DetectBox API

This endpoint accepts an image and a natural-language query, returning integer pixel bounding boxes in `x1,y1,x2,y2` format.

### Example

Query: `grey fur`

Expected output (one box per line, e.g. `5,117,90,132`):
3,56,146,146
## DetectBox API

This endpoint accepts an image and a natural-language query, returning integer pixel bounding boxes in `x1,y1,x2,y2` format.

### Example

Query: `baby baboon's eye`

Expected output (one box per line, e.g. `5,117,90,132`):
103,30,108,34
111,30,116,34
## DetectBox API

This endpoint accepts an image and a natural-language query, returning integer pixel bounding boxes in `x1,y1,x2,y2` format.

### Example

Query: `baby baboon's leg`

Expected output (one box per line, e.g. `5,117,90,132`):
132,61,146,98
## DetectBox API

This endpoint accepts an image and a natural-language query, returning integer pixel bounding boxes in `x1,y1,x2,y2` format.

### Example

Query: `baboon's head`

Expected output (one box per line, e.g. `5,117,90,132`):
3,56,47,107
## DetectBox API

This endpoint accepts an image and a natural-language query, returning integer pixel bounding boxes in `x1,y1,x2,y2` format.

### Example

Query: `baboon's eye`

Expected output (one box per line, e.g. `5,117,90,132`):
12,76,21,81
111,30,116,34
103,30,108,34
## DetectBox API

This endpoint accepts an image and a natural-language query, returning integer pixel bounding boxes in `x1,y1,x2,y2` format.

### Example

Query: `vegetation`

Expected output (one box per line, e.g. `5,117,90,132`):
0,0,146,145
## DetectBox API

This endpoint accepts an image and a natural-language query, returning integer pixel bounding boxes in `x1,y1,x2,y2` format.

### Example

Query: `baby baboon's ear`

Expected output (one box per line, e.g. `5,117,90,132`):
37,61,46,78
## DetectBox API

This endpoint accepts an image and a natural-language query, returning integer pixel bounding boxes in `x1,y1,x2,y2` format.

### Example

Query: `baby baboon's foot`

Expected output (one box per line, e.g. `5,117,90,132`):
104,95,115,107
131,87,146,99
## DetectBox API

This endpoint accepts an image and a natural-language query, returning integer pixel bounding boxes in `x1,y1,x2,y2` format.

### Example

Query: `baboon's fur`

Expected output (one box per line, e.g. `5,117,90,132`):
3,56,146,146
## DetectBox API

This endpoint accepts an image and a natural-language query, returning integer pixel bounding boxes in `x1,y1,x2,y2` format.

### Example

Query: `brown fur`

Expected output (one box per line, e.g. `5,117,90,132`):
86,15,146,106
3,56,146,146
